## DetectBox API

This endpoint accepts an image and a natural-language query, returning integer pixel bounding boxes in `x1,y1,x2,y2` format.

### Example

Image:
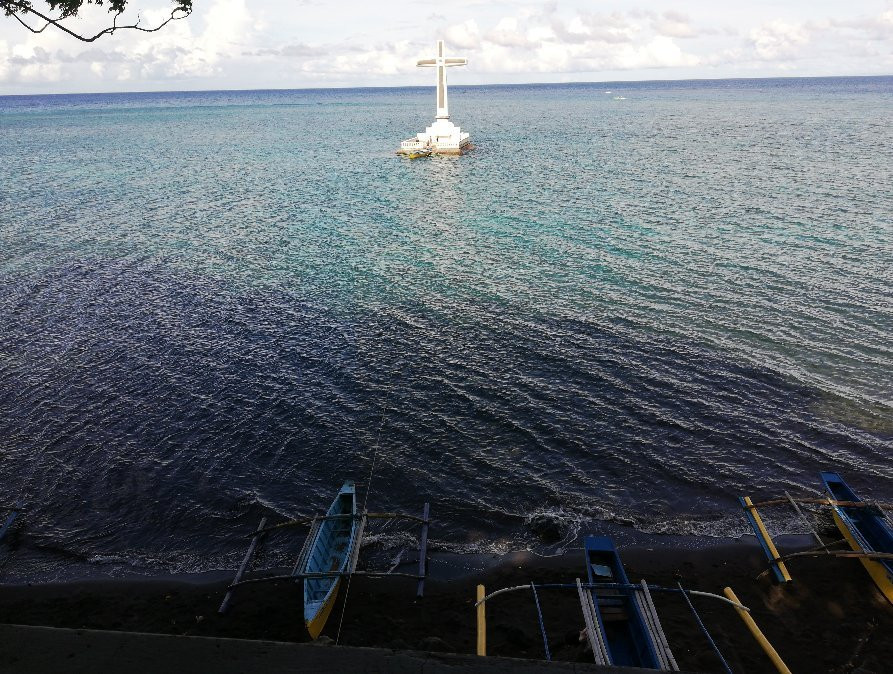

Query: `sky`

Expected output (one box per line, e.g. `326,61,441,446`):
1,0,892,94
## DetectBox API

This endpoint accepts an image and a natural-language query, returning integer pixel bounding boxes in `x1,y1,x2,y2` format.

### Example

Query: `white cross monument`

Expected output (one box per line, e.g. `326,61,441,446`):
399,40,473,155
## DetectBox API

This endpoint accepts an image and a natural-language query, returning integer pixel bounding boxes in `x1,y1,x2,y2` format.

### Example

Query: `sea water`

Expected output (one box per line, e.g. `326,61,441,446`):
0,77,891,580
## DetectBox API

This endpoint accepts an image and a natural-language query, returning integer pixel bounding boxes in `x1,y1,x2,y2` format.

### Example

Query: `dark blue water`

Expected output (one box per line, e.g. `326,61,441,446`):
1,77,891,580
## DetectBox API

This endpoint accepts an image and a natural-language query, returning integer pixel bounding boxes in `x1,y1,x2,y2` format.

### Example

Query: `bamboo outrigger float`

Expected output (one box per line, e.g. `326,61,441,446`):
218,480,431,640
738,472,893,604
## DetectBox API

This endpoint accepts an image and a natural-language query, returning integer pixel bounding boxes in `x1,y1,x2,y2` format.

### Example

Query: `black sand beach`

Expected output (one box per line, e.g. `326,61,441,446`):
1,539,890,673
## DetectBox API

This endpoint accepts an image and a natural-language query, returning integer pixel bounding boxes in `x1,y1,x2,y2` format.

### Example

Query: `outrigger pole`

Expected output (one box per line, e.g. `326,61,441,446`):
740,496,792,583
219,517,267,614
218,503,431,614
739,488,893,584
724,587,792,674
417,502,430,598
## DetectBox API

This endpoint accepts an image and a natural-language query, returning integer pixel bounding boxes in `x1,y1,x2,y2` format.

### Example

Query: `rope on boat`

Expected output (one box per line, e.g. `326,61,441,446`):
529,582,551,661
218,517,267,614
335,412,387,646
784,490,826,549
362,413,387,513
676,581,733,674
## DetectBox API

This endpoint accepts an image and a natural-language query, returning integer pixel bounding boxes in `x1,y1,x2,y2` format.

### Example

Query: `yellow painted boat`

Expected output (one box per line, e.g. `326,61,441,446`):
303,481,358,638
822,472,893,605
399,148,432,159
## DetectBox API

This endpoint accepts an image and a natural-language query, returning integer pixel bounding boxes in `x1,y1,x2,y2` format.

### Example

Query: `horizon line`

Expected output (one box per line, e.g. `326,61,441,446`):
1,72,891,99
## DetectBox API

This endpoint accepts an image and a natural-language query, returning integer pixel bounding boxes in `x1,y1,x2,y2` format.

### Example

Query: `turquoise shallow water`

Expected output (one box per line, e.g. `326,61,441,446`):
0,77,891,580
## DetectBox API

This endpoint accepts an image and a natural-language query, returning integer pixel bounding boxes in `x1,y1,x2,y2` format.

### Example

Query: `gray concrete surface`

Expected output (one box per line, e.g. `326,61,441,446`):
0,624,694,673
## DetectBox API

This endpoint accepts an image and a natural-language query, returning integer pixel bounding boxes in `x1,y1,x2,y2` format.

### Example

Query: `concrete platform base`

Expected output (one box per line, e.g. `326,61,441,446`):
0,624,683,673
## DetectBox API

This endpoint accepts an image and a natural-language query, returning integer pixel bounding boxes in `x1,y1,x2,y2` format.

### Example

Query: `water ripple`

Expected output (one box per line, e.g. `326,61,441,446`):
0,79,891,579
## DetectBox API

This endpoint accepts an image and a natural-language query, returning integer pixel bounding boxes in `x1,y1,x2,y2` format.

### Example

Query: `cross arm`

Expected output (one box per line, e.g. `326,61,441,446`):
445,58,467,66
417,59,436,67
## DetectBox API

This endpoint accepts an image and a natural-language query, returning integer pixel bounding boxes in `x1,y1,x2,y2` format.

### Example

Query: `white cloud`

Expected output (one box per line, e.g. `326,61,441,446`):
444,19,481,50
487,18,533,49
619,36,700,69
0,2,892,92
0,0,257,87
0,40,8,82
653,11,699,39
749,20,810,61
436,9,699,74
125,0,254,79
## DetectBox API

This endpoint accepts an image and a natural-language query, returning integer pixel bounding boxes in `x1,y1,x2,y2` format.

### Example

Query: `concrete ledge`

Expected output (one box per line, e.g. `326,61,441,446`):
0,624,675,673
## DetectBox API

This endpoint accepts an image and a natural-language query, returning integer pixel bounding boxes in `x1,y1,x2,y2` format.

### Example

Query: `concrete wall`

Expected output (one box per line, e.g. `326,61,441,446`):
0,624,694,674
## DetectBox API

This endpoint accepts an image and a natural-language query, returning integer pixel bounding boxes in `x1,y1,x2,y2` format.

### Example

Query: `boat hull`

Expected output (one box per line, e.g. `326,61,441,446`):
583,536,661,669
306,577,341,640
822,472,893,606
302,481,358,639
831,508,893,605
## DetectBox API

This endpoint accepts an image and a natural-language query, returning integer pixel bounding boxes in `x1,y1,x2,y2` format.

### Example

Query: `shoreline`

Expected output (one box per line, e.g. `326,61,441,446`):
1,536,890,672
0,525,819,586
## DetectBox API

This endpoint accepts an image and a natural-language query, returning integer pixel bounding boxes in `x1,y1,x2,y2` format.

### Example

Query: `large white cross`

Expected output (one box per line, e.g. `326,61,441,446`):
417,40,467,121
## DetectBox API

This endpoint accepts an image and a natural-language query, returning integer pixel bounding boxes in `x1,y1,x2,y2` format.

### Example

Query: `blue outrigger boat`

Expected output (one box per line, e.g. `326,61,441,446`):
303,480,359,639
739,473,893,606
583,536,665,669
821,472,893,605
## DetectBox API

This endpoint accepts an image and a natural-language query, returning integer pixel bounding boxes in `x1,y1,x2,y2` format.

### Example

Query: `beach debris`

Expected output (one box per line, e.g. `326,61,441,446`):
526,513,564,544
418,636,455,653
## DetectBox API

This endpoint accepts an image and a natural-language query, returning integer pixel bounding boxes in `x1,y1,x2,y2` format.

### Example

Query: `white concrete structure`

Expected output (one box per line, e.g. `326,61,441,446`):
398,40,472,155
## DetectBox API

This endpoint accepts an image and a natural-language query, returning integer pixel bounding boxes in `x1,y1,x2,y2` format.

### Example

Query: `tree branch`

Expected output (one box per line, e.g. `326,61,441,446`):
7,3,57,34
2,1,191,42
